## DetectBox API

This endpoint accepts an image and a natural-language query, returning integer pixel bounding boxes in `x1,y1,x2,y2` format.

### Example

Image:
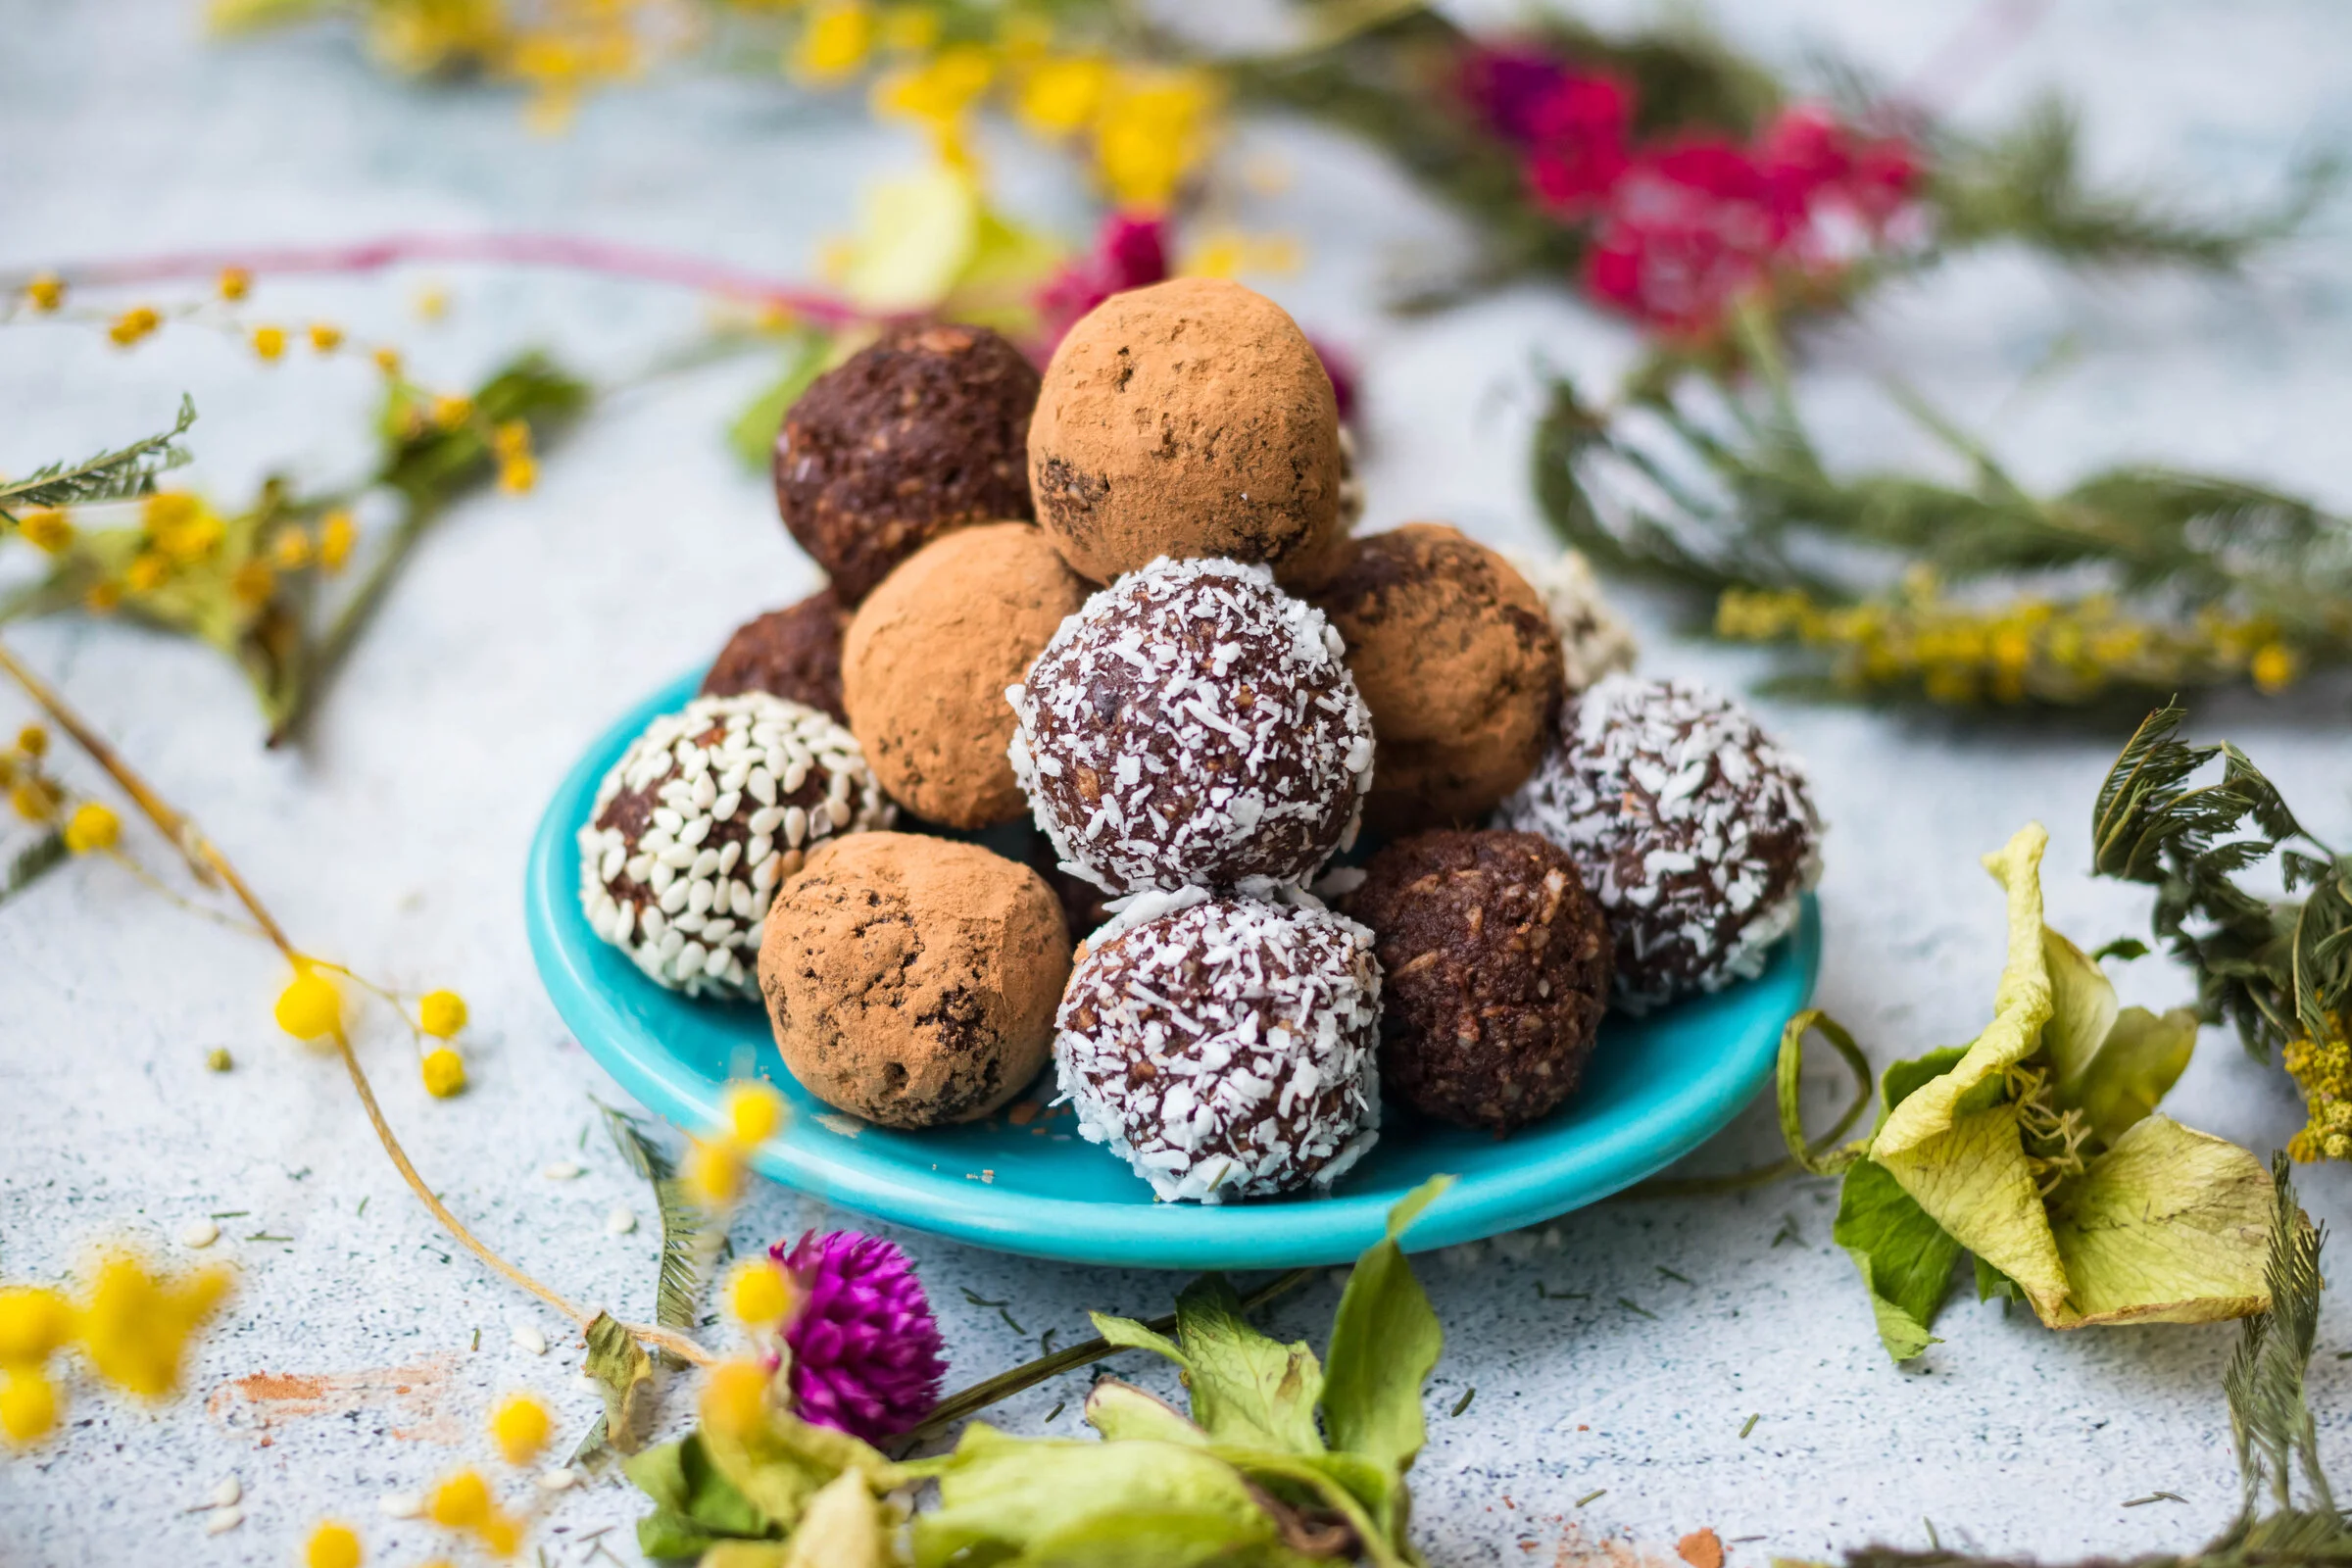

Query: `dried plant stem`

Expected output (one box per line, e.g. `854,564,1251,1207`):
897,1267,1316,1450
0,635,712,1368
22,232,884,327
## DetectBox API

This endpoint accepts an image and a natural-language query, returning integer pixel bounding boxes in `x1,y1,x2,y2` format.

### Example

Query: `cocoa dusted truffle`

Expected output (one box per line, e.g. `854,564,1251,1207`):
1008,557,1374,895
1498,674,1821,1011
578,693,896,999
1347,830,1611,1130
701,588,852,723
1312,523,1563,834
773,323,1041,604
759,833,1070,1128
1054,889,1381,1202
1027,278,1348,588
843,523,1091,830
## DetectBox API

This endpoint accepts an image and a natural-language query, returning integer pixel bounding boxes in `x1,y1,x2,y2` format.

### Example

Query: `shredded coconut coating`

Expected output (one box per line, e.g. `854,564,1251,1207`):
1007,557,1374,896
1497,674,1820,1011
1054,889,1382,1203
578,693,894,999
1501,546,1639,692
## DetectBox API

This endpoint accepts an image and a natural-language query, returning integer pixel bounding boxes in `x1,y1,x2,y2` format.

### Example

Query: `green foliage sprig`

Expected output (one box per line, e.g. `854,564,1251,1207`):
2091,704,2352,1161
1535,312,2352,708
0,396,194,525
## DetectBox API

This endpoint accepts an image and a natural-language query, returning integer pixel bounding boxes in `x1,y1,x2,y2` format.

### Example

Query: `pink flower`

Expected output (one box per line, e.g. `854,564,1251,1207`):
1458,46,1583,145
771,1229,945,1445
1034,211,1169,356
1758,104,1923,242
1584,136,1786,335
1523,74,1634,216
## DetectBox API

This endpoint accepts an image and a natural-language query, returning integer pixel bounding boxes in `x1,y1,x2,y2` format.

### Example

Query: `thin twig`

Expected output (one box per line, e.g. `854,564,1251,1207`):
0,636,711,1368
897,1268,1316,1450
23,232,884,326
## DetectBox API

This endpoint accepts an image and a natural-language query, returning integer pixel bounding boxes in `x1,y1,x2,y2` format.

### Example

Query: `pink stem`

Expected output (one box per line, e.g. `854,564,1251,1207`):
25,232,887,327
1895,0,2056,117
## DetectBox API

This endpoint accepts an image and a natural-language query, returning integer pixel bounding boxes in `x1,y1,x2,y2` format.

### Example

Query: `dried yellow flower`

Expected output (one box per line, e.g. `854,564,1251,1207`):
308,321,344,353
0,1286,74,1364
699,1359,771,1437
721,1081,785,1147
230,560,276,610
725,1259,795,1326
63,802,120,856
18,510,73,553
489,1392,551,1465
427,1469,492,1529
0,1367,57,1446
421,1048,466,1099
217,268,251,302
275,967,344,1041
108,307,161,348
318,511,358,571
76,1252,232,1400
418,990,468,1039
24,273,65,312
252,324,288,362
305,1521,363,1568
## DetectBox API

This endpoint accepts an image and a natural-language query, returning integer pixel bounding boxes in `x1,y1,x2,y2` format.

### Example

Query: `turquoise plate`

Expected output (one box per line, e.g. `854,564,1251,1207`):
525,672,1821,1269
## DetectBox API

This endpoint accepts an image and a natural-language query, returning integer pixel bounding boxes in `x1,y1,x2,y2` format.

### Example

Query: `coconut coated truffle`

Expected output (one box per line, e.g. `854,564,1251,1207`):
773,323,1041,605
701,588,852,723
843,523,1091,830
1054,889,1381,1202
1347,830,1612,1131
1498,674,1821,1011
1008,557,1374,895
578,693,896,999
1027,278,1348,588
1312,523,1563,834
759,833,1070,1128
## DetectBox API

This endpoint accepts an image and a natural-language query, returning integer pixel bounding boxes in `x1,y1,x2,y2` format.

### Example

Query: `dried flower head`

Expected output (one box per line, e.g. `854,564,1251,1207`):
417,990,467,1039
275,966,345,1041
768,1230,944,1443
305,1521,362,1568
489,1393,551,1465
76,1251,232,1400
420,1048,467,1099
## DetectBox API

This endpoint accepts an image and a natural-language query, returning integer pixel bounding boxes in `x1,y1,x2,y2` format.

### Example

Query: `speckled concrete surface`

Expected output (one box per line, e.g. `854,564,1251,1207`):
4,2,2352,1563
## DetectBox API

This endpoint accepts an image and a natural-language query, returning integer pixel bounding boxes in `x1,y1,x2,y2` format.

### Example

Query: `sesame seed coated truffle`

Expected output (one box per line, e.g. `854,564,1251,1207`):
772,323,1041,605
578,693,895,999
1312,523,1564,834
1007,556,1375,896
1347,830,1612,1131
1054,889,1382,1202
760,833,1069,1129
701,588,852,724
1027,278,1348,588
843,523,1091,830
1497,674,1821,1011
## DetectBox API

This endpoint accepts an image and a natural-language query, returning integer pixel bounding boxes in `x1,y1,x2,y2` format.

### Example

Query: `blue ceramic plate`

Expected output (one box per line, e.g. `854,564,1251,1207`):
526,672,1820,1269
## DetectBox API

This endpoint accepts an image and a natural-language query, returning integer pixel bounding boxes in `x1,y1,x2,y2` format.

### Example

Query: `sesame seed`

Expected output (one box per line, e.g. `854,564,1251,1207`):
511,1322,548,1355
178,1218,220,1249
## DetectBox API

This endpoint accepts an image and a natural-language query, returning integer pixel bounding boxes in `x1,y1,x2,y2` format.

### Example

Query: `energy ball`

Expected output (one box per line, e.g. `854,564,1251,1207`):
1028,278,1348,588
1008,557,1374,895
759,833,1069,1129
1054,889,1381,1202
773,323,1041,604
578,693,896,999
1498,674,1821,1011
1347,830,1611,1131
1500,546,1639,692
701,588,852,723
1312,523,1563,834
843,523,1091,830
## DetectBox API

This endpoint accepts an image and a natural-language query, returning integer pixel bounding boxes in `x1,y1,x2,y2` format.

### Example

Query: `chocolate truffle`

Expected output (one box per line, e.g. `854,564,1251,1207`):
759,833,1069,1128
1501,546,1639,692
843,523,1091,830
1312,523,1563,834
773,323,1041,604
1008,557,1374,895
1027,278,1348,588
578,693,896,999
701,588,852,723
1054,889,1381,1202
1498,674,1821,1011
1347,830,1611,1131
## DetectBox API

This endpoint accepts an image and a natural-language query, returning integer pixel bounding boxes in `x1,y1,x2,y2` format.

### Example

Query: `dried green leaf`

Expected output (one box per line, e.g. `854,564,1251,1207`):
699,1403,906,1536
1172,1275,1326,1455
1319,1176,1450,1478
625,1434,775,1556
601,1100,715,1337
1085,1379,1209,1447
570,1310,656,1470
0,397,194,522
2046,1116,2271,1326
0,829,67,911
1832,1156,1960,1362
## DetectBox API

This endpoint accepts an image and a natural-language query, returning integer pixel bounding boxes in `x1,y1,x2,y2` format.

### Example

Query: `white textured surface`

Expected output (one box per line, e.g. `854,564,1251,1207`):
4,1,2352,1563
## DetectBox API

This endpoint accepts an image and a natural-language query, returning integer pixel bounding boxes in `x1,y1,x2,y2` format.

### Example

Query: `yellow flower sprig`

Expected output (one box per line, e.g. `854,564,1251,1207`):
0,641,715,1391
0,1252,233,1447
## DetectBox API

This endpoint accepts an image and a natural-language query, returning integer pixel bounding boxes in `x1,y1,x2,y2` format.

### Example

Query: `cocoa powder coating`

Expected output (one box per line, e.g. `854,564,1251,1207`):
1346,829,1612,1132
843,523,1092,830
1311,523,1564,834
773,323,1041,604
1027,278,1347,587
700,588,852,723
758,832,1070,1129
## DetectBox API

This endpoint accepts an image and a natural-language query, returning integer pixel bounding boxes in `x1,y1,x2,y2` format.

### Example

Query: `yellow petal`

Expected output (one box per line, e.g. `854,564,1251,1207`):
2046,1115,2272,1326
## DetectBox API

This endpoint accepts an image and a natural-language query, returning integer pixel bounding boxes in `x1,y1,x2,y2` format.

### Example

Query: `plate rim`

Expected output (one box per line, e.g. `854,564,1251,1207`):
525,670,1822,1269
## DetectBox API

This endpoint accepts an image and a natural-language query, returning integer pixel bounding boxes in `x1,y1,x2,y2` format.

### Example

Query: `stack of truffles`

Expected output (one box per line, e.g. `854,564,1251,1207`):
577,280,1823,1204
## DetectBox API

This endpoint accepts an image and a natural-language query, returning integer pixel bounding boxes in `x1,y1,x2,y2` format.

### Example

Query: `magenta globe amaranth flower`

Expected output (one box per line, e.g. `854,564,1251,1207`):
769,1229,946,1443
